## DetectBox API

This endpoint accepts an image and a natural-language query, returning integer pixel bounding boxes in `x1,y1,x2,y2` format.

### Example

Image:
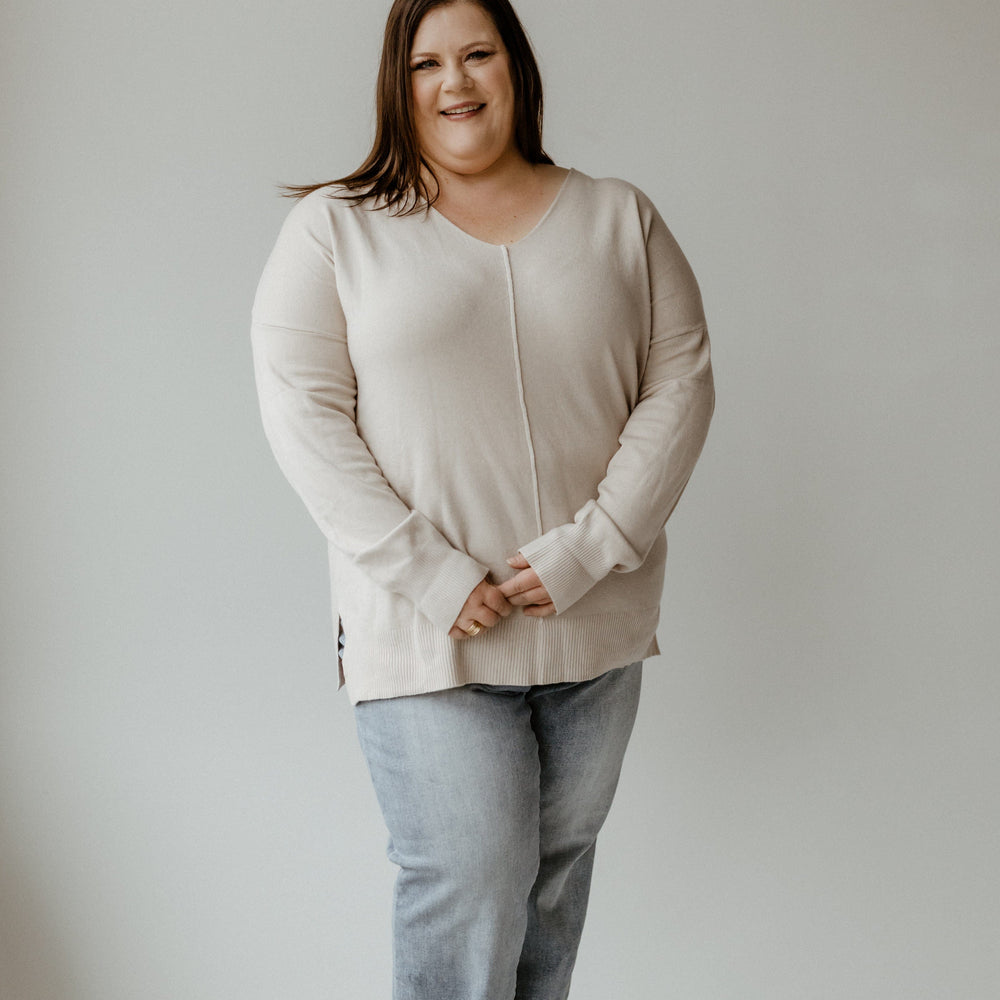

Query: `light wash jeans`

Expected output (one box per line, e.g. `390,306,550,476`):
354,662,642,1000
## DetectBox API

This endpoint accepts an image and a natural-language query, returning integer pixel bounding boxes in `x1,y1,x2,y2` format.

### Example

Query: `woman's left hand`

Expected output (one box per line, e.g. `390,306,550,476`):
499,553,556,617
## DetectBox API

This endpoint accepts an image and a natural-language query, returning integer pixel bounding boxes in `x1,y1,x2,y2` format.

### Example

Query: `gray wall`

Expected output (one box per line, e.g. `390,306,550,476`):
2,1,997,997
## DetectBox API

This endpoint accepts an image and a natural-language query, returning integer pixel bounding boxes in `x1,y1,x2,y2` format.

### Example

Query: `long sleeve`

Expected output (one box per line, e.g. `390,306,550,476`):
517,199,714,613
250,196,488,634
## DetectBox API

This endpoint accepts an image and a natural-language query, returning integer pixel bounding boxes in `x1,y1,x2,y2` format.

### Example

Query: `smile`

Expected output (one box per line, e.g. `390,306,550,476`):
441,103,485,117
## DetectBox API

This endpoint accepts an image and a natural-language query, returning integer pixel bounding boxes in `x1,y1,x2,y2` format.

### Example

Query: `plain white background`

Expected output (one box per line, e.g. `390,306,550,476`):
2,1,997,997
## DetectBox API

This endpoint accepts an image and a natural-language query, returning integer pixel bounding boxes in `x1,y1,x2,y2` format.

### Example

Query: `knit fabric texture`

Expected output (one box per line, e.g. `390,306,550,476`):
251,168,714,703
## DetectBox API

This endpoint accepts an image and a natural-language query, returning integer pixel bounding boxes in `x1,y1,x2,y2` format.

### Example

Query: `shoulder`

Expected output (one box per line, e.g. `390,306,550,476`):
281,184,363,229
562,169,664,242
274,184,397,254
567,169,657,209
565,169,662,227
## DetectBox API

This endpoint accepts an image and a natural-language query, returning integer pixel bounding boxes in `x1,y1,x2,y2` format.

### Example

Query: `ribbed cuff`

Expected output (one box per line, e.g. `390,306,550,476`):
518,501,641,613
417,552,489,634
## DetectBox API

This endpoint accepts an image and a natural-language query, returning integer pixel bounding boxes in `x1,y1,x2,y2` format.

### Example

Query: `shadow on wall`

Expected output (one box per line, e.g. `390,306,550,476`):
0,838,78,1000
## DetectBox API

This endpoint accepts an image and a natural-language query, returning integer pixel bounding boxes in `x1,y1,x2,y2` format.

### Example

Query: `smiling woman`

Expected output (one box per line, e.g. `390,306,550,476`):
408,5,519,177
406,3,570,243
252,1,714,997
281,0,553,215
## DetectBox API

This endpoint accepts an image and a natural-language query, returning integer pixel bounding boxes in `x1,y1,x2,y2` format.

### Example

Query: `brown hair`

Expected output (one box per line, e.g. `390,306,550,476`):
281,0,553,213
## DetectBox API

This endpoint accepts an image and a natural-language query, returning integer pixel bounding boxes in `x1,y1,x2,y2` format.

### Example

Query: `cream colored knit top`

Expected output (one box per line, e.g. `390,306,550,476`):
251,168,714,703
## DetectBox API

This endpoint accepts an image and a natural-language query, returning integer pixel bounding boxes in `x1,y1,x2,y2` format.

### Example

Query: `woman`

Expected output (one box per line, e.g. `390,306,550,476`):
251,0,714,996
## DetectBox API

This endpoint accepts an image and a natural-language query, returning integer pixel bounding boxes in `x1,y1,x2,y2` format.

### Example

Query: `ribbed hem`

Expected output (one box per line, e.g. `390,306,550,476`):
342,607,660,705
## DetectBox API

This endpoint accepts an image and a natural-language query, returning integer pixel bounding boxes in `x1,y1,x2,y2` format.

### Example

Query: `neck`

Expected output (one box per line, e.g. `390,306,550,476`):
423,151,541,208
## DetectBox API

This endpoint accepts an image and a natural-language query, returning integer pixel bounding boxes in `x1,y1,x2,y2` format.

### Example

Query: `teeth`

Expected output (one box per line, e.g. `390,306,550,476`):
443,104,482,115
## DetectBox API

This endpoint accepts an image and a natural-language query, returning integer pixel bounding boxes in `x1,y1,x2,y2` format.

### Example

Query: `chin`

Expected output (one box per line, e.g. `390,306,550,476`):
434,152,506,176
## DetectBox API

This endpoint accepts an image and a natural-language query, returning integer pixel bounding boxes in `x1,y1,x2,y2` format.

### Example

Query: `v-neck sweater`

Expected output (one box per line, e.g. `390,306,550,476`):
251,168,714,703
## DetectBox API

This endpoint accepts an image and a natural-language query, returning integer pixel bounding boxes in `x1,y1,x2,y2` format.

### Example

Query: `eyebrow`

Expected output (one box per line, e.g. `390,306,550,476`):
409,40,497,59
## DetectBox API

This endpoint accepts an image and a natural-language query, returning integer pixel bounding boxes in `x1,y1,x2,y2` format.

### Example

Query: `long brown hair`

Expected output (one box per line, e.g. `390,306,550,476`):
281,0,553,213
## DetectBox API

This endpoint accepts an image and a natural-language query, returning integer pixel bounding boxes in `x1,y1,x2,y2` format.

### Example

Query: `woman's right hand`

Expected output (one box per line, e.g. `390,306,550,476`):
449,579,513,640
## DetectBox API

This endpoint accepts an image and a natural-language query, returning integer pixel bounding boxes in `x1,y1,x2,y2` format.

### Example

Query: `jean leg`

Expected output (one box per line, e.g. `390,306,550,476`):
355,685,541,1000
515,662,643,1000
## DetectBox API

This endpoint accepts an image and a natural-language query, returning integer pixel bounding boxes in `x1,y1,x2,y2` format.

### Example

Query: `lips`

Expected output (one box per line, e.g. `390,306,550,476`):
441,103,485,117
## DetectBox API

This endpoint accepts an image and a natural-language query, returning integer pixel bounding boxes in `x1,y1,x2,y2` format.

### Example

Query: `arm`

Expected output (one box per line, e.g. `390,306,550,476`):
502,198,715,614
251,196,490,633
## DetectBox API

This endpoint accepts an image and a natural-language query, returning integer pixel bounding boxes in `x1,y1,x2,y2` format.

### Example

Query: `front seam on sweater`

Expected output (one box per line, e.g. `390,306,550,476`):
501,245,544,536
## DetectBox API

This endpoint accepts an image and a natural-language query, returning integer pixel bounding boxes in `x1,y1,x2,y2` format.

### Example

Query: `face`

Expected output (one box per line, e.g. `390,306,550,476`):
409,2,520,178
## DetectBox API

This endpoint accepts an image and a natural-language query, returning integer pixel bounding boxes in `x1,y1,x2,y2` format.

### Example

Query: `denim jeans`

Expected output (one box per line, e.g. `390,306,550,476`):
354,662,642,1000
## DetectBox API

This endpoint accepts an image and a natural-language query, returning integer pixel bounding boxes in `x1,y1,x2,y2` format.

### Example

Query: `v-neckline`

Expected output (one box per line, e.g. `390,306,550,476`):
428,168,574,249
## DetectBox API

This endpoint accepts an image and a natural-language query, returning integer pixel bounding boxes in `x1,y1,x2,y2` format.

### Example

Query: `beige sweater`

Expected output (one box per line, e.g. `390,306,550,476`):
251,168,714,703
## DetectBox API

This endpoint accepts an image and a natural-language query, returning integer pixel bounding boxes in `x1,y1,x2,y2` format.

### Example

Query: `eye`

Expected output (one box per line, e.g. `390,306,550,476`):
411,58,438,71
466,49,493,62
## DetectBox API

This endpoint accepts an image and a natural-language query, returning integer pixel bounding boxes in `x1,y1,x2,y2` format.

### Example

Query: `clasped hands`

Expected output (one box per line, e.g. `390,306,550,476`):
448,553,555,640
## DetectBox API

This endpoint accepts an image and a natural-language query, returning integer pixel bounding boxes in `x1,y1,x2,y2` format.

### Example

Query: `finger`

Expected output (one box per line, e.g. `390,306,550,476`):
506,552,530,570
505,586,551,607
450,622,483,640
498,569,541,598
469,607,500,628
481,588,514,616
522,601,556,618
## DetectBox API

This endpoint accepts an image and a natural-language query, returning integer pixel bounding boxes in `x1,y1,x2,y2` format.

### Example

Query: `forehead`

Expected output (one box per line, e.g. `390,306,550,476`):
411,3,500,49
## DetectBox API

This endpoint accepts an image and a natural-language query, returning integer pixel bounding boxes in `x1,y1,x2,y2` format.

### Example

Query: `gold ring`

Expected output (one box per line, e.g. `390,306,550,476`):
465,621,484,637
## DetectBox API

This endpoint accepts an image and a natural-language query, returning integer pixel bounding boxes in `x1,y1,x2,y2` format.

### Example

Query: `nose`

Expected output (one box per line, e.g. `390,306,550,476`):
442,58,472,92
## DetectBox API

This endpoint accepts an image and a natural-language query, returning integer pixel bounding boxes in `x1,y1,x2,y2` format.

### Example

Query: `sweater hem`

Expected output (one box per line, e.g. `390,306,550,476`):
343,609,660,705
